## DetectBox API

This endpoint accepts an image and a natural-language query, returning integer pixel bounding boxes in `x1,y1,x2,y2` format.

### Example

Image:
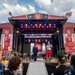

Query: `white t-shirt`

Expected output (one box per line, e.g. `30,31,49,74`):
5,61,9,70
46,44,52,50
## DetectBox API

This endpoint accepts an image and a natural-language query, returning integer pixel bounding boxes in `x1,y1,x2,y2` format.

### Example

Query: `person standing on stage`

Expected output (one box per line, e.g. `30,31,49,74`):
46,41,53,59
33,43,38,61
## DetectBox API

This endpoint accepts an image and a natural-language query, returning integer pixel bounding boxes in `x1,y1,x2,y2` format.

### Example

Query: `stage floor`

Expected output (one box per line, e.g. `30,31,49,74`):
26,61,48,75
22,58,57,75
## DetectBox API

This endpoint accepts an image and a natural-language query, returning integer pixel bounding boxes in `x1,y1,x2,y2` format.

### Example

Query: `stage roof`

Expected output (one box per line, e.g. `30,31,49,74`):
8,13,67,38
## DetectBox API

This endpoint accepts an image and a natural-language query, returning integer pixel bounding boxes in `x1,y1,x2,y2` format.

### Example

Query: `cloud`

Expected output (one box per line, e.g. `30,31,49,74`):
0,0,17,5
39,10,48,14
1,3,36,15
0,0,75,23
0,3,36,23
35,0,52,10
35,0,75,22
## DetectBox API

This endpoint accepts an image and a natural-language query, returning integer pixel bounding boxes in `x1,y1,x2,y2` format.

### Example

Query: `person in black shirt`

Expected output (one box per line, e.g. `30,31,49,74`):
54,53,71,75
3,70,15,75
68,54,75,75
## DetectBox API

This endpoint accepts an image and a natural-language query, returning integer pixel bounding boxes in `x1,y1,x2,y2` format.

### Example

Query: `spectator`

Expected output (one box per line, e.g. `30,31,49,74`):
3,56,21,75
2,57,7,71
5,57,10,70
0,45,3,75
0,62,3,75
68,55,75,75
54,53,71,75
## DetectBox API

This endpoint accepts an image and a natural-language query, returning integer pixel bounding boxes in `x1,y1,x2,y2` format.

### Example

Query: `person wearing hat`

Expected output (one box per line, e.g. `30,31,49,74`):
54,53,71,75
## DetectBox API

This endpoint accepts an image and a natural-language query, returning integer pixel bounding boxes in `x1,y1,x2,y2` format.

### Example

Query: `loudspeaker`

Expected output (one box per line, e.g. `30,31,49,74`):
45,63,57,75
22,63,29,75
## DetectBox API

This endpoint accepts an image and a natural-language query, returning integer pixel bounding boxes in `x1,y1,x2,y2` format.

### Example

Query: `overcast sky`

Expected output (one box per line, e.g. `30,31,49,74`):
0,0,75,23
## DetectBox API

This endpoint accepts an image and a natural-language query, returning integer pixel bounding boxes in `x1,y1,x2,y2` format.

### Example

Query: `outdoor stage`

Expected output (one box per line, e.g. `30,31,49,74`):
9,13,67,55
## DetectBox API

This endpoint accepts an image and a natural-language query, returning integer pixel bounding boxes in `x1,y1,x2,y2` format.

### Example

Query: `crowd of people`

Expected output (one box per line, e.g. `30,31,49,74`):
0,55,23,75
0,42,75,75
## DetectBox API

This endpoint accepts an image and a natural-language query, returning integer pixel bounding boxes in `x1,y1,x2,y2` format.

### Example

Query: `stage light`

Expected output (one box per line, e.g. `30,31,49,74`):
49,24,51,26
49,26,51,28
28,39,31,43
25,24,28,26
54,26,56,28
32,39,34,42
42,26,44,28
16,30,19,33
45,39,48,42
20,24,23,28
35,39,37,42
46,26,49,28
56,30,59,33
28,26,30,28
32,26,35,28
54,24,56,26
21,24,23,26
35,24,37,26
38,39,41,42
53,24,56,28
44,24,46,26
49,24,51,28
42,39,44,42
39,26,40,28
25,24,28,28
39,24,42,26
30,24,33,26
36,26,38,28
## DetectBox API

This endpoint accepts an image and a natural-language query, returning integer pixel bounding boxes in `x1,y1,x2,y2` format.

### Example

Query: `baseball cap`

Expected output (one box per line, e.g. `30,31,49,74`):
57,53,66,63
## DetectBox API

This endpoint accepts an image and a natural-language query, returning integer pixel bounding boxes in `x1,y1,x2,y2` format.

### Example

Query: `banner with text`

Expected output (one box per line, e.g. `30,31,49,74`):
1,28,13,56
65,28,75,54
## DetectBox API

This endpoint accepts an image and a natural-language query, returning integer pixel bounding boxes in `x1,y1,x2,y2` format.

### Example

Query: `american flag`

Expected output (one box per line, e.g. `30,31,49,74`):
65,12,72,17
9,11,12,16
